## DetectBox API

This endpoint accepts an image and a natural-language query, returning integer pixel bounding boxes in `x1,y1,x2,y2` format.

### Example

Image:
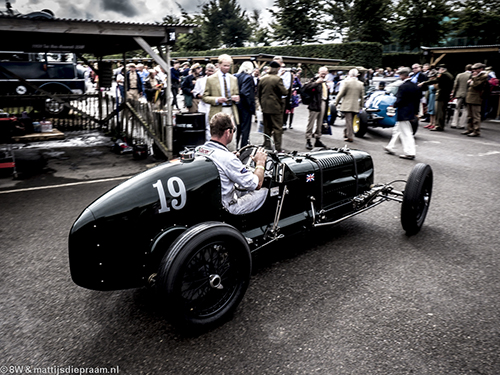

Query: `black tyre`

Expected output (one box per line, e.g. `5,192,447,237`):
401,163,433,235
353,111,369,137
157,222,252,330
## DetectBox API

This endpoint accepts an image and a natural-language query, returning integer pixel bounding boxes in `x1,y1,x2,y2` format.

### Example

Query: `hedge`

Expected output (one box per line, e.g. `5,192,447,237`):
382,52,423,69
172,42,383,69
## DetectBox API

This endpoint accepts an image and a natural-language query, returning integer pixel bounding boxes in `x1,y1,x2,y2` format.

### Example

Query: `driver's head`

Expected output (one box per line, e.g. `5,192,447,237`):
210,112,235,143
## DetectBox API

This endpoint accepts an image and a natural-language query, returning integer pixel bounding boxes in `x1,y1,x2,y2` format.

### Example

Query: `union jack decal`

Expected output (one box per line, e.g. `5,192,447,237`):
306,173,315,182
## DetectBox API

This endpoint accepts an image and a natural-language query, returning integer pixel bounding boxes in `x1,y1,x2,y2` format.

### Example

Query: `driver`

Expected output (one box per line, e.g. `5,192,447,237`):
196,112,268,215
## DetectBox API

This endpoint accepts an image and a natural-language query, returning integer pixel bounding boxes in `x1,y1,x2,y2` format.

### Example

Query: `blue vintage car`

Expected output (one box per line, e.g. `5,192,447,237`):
353,79,418,137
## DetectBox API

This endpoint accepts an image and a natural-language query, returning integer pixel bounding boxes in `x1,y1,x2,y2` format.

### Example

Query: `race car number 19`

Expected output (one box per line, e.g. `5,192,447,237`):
153,177,187,213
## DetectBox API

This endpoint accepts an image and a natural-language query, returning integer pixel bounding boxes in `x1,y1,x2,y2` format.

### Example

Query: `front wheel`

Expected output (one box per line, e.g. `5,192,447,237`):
157,222,252,330
353,111,369,137
401,163,433,235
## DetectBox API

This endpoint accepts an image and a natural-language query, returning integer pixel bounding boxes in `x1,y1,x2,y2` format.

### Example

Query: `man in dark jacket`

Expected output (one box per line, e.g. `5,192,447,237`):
385,67,422,160
170,61,181,110
181,63,202,112
235,61,256,148
419,63,454,131
303,66,329,149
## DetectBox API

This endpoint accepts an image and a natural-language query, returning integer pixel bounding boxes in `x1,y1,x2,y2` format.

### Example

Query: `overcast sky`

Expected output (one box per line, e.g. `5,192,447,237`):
9,0,275,25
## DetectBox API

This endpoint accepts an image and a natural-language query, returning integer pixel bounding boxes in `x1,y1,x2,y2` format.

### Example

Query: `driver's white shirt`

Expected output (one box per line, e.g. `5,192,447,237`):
196,140,267,214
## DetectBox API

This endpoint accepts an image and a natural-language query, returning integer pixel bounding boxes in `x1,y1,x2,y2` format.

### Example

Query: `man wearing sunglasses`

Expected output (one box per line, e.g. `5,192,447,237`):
196,112,268,215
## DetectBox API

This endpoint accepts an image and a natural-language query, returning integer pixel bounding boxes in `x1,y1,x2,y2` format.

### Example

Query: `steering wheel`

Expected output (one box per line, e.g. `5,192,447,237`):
234,145,274,192
237,144,259,172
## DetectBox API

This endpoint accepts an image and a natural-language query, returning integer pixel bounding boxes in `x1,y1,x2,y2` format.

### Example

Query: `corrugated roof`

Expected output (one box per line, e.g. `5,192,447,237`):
0,14,197,28
0,15,197,56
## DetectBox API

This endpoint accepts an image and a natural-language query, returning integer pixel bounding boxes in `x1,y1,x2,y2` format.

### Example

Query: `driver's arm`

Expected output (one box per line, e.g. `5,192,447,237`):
252,147,267,190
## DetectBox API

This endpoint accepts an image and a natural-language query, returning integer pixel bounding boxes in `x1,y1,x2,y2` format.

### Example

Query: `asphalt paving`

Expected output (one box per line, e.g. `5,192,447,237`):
1,105,500,374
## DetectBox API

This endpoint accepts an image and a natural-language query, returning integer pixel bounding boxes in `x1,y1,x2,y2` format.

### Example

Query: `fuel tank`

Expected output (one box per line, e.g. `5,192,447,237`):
69,157,221,290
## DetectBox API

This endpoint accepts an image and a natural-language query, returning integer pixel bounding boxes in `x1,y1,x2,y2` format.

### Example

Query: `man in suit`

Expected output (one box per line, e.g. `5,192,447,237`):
451,64,472,129
384,67,422,160
258,61,288,152
234,61,256,148
334,68,364,142
203,54,240,150
410,63,428,119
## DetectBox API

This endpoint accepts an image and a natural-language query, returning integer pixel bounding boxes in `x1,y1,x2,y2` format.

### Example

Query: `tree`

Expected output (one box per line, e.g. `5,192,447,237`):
162,7,206,52
323,0,393,43
449,0,500,45
248,10,271,46
198,0,251,49
394,0,450,49
162,0,251,51
348,0,393,43
269,0,321,45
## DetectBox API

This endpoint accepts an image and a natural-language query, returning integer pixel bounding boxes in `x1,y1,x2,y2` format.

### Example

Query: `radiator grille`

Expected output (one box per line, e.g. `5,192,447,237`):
314,153,353,169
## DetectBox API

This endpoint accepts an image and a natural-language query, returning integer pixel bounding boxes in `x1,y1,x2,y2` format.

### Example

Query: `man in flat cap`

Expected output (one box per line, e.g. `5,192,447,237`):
463,63,489,137
125,63,143,101
334,68,364,143
258,60,288,151
419,63,454,131
181,63,202,112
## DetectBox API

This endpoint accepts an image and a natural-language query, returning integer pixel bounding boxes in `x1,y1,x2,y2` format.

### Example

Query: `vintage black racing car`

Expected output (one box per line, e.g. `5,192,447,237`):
69,143,433,330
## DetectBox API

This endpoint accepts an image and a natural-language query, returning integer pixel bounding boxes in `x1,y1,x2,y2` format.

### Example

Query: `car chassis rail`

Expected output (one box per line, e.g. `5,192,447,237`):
311,181,405,228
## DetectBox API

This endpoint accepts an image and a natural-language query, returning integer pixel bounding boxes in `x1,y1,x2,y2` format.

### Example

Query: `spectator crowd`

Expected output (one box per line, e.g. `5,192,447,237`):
107,56,499,155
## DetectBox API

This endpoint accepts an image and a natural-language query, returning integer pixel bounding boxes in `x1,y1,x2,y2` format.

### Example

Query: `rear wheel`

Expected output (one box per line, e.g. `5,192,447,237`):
157,222,252,330
353,111,369,137
401,163,433,235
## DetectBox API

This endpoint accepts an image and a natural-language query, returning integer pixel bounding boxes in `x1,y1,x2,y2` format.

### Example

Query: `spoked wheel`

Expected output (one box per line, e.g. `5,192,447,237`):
401,163,433,235
157,222,251,330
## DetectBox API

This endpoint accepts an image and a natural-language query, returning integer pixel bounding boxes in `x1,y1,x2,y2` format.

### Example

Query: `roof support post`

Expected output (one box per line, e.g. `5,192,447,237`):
133,36,173,159
431,53,446,66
